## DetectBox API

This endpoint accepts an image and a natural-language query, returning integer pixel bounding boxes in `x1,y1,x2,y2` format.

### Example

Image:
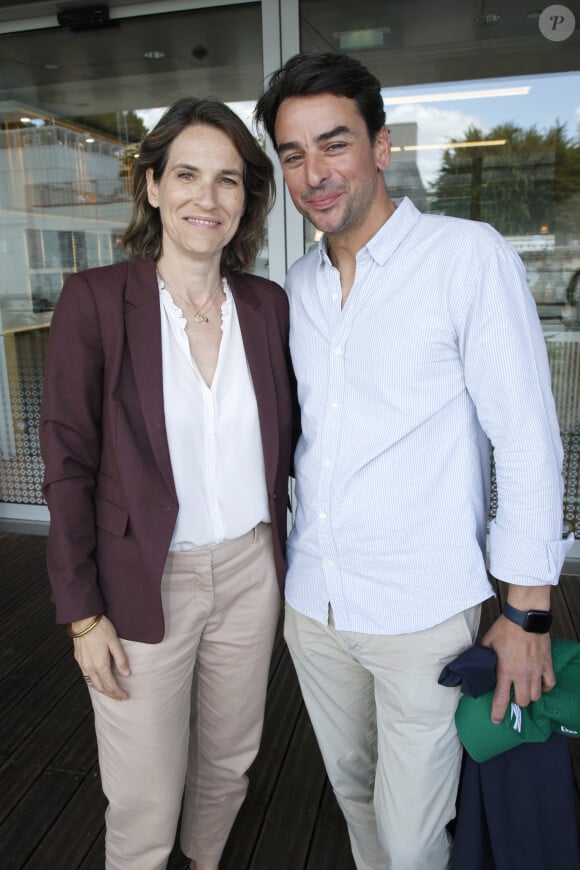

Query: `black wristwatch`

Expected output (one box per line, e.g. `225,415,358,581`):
502,601,553,634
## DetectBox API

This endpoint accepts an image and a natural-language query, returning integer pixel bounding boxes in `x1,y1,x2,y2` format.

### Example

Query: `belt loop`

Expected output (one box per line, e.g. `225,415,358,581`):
253,525,258,543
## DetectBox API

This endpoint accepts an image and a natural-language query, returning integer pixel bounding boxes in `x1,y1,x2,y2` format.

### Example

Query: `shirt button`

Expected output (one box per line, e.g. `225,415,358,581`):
334,346,342,355
319,512,327,519
332,293,339,301
323,459,331,467
327,560,335,568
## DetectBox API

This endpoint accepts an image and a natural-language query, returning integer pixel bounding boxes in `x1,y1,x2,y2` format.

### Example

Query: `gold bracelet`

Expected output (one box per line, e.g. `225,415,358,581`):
66,614,103,639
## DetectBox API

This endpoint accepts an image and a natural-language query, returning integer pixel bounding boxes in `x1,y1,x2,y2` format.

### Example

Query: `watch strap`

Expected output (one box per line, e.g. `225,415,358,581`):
502,601,553,633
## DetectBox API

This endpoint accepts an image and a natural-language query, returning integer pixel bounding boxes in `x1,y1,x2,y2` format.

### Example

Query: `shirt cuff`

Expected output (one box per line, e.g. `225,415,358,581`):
488,520,575,585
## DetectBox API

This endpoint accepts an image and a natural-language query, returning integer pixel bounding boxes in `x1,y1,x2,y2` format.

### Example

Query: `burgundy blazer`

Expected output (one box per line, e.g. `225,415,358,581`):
40,256,295,642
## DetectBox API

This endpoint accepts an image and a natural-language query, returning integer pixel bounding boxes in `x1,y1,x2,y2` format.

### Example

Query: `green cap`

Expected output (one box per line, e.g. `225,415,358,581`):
455,638,580,763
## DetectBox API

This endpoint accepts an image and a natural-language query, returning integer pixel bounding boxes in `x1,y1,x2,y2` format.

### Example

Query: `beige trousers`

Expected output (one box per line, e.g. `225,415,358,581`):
284,603,480,870
90,523,280,870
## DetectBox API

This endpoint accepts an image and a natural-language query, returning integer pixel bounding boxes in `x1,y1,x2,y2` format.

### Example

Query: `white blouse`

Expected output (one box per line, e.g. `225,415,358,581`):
158,276,270,551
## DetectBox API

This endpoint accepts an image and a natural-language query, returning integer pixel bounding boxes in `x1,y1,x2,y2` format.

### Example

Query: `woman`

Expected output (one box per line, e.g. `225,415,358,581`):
40,98,295,870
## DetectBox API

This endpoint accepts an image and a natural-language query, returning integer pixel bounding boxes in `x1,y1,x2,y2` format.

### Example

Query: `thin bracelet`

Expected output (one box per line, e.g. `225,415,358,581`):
66,614,103,639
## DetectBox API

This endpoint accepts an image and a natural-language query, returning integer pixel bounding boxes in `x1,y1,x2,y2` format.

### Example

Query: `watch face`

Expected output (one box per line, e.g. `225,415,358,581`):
522,611,553,633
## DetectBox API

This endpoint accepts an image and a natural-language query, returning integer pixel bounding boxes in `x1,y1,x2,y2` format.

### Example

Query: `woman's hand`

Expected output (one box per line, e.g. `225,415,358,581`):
70,615,131,700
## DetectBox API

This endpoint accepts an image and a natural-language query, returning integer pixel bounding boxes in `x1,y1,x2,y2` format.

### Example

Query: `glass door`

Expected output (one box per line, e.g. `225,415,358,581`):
297,0,580,559
0,0,284,527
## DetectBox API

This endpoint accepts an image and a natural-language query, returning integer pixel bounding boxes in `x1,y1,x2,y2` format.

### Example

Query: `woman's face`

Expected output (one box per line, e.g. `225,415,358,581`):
146,123,246,265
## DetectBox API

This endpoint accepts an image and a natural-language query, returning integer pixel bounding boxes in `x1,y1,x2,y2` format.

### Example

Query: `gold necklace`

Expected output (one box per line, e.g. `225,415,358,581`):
158,272,223,324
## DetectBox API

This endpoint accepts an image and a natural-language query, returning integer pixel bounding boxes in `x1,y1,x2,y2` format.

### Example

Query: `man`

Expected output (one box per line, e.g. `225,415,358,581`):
255,53,573,870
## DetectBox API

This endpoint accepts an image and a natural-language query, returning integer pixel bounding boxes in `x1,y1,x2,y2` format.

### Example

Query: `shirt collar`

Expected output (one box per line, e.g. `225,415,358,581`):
317,196,421,267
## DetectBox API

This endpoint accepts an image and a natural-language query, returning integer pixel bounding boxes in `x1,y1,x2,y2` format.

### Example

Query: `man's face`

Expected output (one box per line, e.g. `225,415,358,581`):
274,93,390,240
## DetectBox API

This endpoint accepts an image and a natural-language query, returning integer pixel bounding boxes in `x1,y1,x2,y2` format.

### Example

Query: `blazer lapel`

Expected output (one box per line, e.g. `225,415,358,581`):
124,257,176,498
229,272,279,490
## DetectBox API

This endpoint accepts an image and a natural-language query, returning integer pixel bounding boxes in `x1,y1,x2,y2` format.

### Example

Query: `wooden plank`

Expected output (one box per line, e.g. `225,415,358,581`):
1,534,579,870
0,628,71,714
266,613,287,681
0,769,82,869
24,767,106,870
0,680,92,822
220,648,305,868
0,532,46,574
0,653,82,763
551,581,578,639
77,835,106,870
0,536,48,620
245,705,327,870
0,592,54,656
559,575,580,642
306,781,355,870
477,587,501,638
51,702,99,774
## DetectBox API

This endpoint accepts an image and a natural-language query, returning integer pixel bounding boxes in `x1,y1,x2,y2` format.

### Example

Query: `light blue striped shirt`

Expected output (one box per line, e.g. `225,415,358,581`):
285,197,572,634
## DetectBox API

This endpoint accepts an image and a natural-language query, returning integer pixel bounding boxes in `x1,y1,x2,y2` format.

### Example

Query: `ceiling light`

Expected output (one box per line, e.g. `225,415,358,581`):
404,139,507,152
144,50,165,60
334,27,390,51
384,86,529,105
85,137,95,143
20,117,31,123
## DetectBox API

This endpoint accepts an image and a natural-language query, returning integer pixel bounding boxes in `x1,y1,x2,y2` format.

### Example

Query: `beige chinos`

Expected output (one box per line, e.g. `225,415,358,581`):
284,603,480,870
90,523,280,870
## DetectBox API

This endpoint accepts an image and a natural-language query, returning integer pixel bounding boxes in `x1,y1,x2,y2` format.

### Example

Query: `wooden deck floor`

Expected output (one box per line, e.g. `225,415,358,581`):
0,531,578,869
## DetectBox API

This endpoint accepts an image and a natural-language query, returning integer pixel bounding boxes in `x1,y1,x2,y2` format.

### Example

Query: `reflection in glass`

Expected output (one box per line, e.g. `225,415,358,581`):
0,3,265,510
379,72,580,321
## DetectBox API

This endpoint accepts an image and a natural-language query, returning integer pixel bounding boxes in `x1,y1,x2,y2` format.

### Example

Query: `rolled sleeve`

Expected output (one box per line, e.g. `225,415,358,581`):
489,520,574,585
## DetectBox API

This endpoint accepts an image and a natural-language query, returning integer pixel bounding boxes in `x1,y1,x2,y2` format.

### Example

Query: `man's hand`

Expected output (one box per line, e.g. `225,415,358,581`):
70,614,131,700
481,616,555,723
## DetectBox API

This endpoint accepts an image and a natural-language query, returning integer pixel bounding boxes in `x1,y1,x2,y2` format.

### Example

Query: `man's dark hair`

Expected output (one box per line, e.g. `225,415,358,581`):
123,97,274,272
255,52,386,148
